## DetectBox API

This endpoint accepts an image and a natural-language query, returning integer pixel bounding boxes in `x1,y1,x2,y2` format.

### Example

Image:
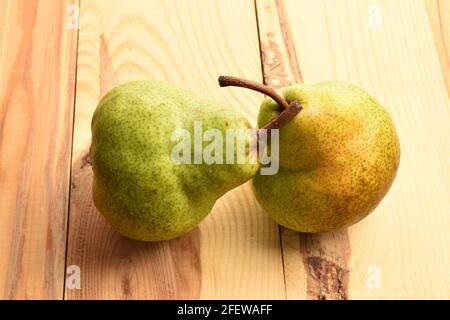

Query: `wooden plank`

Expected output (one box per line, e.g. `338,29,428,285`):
256,0,450,299
257,0,303,87
424,0,450,98
65,0,285,299
0,0,79,299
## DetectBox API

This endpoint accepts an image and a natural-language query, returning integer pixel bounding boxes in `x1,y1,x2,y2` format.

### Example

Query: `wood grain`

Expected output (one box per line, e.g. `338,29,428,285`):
2,0,449,300
257,0,303,87
65,0,285,299
256,0,450,299
0,0,78,299
424,0,450,98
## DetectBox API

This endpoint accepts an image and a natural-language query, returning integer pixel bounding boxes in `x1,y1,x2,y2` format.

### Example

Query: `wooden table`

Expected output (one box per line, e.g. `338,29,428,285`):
1,0,449,300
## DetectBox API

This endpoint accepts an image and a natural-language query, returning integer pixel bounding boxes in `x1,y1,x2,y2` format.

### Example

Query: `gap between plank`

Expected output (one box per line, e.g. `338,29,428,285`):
63,0,82,300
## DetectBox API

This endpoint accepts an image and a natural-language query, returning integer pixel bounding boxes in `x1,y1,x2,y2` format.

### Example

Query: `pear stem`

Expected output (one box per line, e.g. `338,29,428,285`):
219,75,290,110
262,101,301,130
218,75,302,131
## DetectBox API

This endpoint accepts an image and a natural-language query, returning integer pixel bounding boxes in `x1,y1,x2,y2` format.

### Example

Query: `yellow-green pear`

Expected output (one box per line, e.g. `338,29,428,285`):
218,76,400,233
91,80,258,241
253,81,400,232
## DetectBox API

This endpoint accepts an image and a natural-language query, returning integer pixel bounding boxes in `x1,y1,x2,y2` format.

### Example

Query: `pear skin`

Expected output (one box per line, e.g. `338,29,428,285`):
252,81,400,232
91,80,258,241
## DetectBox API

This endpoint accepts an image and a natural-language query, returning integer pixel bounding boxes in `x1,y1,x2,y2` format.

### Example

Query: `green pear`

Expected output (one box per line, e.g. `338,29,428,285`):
91,80,258,241
252,81,400,232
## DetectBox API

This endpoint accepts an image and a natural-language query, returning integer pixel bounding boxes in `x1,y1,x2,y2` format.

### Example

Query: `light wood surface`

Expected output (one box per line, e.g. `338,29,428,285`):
0,0,78,299
1,0,449,299
425,0,450,98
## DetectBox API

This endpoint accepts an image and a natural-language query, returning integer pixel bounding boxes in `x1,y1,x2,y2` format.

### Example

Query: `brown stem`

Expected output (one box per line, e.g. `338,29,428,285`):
262,101,302,131
218,75,302,130
218,75,290,110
